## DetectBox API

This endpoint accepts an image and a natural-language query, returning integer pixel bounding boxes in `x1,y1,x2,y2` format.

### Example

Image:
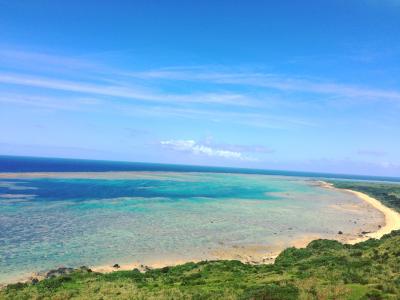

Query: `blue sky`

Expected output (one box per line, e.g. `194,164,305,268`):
0,0,400,176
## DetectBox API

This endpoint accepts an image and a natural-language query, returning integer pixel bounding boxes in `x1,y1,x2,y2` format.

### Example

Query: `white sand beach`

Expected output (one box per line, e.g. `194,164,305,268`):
318,181,400,244
4,178,400,285
90,181,400,276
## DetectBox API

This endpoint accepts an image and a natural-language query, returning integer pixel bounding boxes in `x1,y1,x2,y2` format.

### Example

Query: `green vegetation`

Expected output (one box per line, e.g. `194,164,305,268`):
2,230,400,299
330,180,400,212
2,181,400,299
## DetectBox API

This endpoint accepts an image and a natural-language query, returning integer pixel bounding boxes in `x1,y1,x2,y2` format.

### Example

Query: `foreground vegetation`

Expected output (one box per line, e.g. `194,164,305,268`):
2,181,400,300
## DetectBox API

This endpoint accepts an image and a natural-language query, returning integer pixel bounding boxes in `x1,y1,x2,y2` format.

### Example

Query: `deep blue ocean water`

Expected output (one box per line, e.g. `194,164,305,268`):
1,155,399,182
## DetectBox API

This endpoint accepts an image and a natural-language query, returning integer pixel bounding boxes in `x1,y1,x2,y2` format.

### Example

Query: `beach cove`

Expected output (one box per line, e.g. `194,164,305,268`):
1,171,399,285
90,180,400,274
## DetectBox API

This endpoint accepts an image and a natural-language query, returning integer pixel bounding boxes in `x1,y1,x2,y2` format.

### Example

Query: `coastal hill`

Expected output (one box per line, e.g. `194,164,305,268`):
2,181,400,300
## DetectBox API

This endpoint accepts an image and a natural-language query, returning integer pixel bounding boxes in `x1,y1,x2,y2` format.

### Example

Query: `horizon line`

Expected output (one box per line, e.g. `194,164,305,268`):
1,154,399,182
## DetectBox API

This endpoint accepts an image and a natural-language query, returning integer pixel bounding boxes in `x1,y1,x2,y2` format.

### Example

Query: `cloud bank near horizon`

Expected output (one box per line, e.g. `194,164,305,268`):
160,140,257,161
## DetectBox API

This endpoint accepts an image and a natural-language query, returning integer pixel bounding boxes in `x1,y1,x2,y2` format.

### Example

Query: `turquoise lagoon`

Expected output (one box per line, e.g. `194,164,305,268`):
0,171,383,284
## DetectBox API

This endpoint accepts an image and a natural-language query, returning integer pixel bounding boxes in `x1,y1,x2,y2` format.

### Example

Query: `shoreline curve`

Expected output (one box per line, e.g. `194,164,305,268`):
3,179,400,286
92,180,400,274
318,180,400,244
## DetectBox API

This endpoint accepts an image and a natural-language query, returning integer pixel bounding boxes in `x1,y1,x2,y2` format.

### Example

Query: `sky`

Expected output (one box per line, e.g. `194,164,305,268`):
0,0,400,176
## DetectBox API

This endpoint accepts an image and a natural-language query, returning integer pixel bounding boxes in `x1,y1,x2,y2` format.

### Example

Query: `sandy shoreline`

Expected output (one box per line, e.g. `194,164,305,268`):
92,181,400,274
2,180,400,286
90,236,320,274
86,181,400,275
318,181,400,244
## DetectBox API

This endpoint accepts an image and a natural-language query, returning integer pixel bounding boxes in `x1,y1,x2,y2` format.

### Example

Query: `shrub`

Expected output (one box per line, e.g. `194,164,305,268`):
241,283,299,300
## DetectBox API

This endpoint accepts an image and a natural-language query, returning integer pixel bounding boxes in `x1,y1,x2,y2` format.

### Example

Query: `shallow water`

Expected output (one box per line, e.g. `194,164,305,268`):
0,172,383,283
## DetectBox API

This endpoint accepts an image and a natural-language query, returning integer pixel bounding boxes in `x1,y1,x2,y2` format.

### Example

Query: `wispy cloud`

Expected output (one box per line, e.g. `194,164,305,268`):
1,47,398,135
128,68,400,102
0,89,313,130
0,72,261,107
5,48,400,106
116,104,314,129
0,92,101,111
208,143,274,154
200,137,274,154
160,140,257,161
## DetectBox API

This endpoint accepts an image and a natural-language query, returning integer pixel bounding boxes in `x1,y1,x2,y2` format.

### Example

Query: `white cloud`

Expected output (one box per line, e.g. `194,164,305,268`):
1,48,397,135
129,68,400,102
3,48,400,105
0,72,260,107
0,92,101,111
160,140,256,161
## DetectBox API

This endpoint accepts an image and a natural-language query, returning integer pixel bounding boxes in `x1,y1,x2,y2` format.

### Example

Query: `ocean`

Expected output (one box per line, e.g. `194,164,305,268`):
0,156,395,284
1,155,399,182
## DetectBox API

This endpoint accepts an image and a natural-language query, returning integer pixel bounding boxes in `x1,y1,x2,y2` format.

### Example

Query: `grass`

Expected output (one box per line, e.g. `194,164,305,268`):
1,181,400,299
